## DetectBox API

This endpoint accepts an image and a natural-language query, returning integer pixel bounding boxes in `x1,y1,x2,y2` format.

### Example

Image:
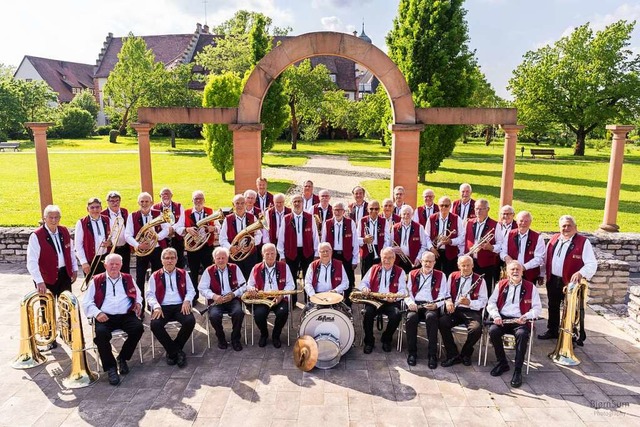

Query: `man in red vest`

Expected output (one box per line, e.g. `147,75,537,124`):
463,198,502,294
102,191,130,273
538,215,597,340
357,247,406,354
147,248,196,367
82,253,143,386
313,189,333,233
219,194,262,280
75,197,111,281
255,177,274,212
198,247,247,351
348,185,368,224
264,193,290,249
404,251,448,368
392,185,406,216
154,187,186,268
439,255,487,368
413,188,439,227
301,180,320,214
500,211,545,285
452,183,475,222
304,242,349,297
425,196,464,276
246,243,296,348
392,205,428,273
487,261,542,388
357,200,389,278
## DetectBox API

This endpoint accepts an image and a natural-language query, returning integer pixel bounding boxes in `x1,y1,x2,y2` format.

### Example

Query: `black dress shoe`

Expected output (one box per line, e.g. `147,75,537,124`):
510,369,523,388
490,362,510,377
117,357,129,375
232,341,243,351
166,354,177,366
407,354,417,366
462,355,472,366
107,367,120,386
176,350,187,368
258,335,268,348
428,356,438,369
363,345,374,354
537,330,559,340
217,340,228,350
382,342,392,353
441,356,462,368
272,337,282,349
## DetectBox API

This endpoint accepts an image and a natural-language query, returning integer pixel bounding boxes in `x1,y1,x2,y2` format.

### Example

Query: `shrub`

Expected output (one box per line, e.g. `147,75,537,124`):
96,125,112,136
58,107,94,138
69,89,99,119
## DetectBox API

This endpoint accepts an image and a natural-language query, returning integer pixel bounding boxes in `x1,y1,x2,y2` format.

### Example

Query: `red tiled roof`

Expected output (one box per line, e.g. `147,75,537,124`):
23,56,94,103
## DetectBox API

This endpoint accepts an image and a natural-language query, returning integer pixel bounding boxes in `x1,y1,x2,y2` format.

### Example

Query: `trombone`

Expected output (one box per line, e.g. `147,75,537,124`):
80,217,123,292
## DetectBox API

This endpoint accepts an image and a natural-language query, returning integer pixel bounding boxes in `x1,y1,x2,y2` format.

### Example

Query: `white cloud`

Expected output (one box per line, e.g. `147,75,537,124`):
590,3,640,30
321,16,345,31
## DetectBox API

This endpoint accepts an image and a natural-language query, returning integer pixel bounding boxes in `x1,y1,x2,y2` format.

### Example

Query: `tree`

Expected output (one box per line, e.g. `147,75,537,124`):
202,72,242,181
58,106,94,138
103,33,165,134
387,0,476,181
509,21,640,156
69,89,99,119
322,90,360,140
357,85,392,145
282,60,334,149
0,63,15,79
466,66,503,145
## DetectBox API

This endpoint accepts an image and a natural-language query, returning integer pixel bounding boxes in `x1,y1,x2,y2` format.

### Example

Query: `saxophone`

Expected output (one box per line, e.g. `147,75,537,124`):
241,290,303,308
350,291,406,309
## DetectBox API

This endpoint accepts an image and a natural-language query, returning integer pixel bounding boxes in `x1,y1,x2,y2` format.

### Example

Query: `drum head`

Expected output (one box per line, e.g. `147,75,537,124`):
315,333,341,369
310,292,344,306
299,306,355,356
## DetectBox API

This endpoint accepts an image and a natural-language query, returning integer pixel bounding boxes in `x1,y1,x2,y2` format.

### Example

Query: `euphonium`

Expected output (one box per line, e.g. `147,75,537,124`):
549,279,587,366
229,214,269,261
134,209,172,257
463,231,494,257
185,209,224,252
12,290,56,369
241,289,302,308
57,291,99,388
350,291,406,309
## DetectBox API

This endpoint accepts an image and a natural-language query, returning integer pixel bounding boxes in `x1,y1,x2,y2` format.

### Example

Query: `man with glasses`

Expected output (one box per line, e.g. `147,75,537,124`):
500,211,545,286
264,193,290,248
304,242,348,298
391,205,427,273
357,200,389,277
463,199,501,294
75,197,111,280
102,191,130,273
381,198,400,246
425,196,464,275
392,186,406,216
313,189,333,232
413,189,439,227
153,188,186,268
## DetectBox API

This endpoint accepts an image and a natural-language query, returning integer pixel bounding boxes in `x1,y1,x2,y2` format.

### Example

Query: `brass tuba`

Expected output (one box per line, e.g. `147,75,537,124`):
134,209,173,257
12,290,56,369
57,291,99,388
229,214,269,261
549,278,588,366
185,209,224,252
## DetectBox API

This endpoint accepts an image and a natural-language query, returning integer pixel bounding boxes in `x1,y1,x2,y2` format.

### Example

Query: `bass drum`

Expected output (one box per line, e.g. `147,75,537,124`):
299,303,355,369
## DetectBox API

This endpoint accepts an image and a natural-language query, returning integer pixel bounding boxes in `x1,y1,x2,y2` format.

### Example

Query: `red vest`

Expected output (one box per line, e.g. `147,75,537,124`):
313,204,333,221
283,212,315,260
453,198,476,220
416,204,439,227
251,261,288,290
464,217,498,268
496,279,535,316
153,201,183,241
93,272,137,312
323,217,355,263
506,229,541,282
151,268,187,304
247,206,262,217
303,194,320,206
256,191,274,211
393,221,422,261
348,201,368,222
185,206,215,246
131,209,167,249
267,207,291,245
34,226,74,284
428,213,461,260
545,233,588,284
205,263,242,303
224,212,256,242
309,259,344,290
80,215,111,261
359,216,386,258
409,269,445,301
448,271,482,301
368,264,403,293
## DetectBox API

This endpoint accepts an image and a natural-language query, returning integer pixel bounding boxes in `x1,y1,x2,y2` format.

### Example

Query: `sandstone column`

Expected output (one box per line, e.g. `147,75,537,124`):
390,124,424,207
500,125,525,207
131,123,154,195
600,125,634,232
26,122,55,213
230,124,263,195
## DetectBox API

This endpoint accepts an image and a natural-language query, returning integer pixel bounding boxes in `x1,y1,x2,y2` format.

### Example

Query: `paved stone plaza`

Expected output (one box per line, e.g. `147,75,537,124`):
1,264,639,427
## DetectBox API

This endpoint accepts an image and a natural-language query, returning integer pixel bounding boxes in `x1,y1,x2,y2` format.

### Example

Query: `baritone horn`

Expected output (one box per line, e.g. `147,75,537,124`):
185,209,224,252
133,209,173,257
12,290,56,369
229,214,269,261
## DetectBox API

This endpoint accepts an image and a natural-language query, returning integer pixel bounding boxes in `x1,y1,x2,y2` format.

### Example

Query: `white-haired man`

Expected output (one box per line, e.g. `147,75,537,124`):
391,205,427,273
413,188,439,227
153,187,186,268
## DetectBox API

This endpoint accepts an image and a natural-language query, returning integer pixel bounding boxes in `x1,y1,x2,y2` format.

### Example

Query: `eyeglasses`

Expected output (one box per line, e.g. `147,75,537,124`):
439,204,450,207
369,207,380,211
502,212,514,216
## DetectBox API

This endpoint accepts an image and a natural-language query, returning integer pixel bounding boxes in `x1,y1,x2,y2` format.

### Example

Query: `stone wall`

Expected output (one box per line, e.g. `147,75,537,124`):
0,227,30,264
589,232,640,273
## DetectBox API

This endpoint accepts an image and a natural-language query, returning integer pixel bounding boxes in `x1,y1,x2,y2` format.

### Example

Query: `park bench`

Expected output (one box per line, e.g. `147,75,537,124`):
530,148,555,159
0,142,20,152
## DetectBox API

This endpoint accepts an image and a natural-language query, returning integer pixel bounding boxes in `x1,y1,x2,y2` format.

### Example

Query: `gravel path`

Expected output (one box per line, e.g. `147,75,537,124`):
262,154,390,203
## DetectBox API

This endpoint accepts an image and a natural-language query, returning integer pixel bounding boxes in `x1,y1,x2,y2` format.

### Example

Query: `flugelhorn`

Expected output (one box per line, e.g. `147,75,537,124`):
229,214,269,262
436,229,454,247
134,209,172,257
363,224,375,254
12,290,56,369
463,231,494,257
241,289,302,308
185,209,224,252
350,291,406,309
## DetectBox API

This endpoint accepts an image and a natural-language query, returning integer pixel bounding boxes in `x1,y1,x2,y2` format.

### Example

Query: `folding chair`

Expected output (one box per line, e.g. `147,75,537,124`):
442,307,487,365
483,319,535,374
88,318,143,371
245,298,293,346
202,308,248,348
148,307,198,358
397,302,439,354
358,306,402,352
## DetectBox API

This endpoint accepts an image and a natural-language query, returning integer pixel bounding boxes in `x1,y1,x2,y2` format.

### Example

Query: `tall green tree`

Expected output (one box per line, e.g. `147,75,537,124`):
103,33,165,134
387,0,476,181
322,90,360,141
509,20,640,156
357,85,392,146
202,72,242,181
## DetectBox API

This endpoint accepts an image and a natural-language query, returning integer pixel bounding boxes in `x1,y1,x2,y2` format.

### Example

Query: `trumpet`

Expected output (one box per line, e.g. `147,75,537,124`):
229,214,269,262
184,209,224,252
436,229,454,247
241,289,303,308
463,231,494,257
134,210,173,257
350,291,406,309
363,224,375,254
392,241,413,266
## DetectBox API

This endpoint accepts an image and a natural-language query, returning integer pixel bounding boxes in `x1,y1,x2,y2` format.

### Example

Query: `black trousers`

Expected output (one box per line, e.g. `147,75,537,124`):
187,244,213,302
362,302,401,346
473,260,497,295
546,274,565,333
360,250,381,279
167,237,186,268
333,251,355,306
149,304,196,357
286,248,313,305
405,306,440,356
135,247,162,308
94,312,144,371
489,321,530,370
114,245,131,274
252,300,289,339
438,307,483,359
40,267,72,298
208,298,244,344
436,249,458,276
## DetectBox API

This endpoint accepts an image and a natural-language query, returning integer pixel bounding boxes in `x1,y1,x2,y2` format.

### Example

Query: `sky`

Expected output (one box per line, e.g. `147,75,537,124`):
2,0,639,99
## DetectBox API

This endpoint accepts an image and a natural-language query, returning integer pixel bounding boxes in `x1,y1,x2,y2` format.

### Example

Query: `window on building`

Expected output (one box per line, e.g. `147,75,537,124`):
330,74,337,83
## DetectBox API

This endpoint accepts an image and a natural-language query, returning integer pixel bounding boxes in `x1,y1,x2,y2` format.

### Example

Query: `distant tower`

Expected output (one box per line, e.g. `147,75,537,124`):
358,21,372,44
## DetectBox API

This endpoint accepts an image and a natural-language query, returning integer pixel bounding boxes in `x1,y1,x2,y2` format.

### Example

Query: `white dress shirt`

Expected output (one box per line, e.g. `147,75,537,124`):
424,214,465,251
146,269,196,310
276,213,319,259
247,263,296,292
499,230,546,272
459,202,472,220
302,196,315,214
358,267,407,294
83,274,142,318
304,261,349,295
412,204,436,224
487,281,542,320
397,222,428,264
219,214,263,248
198,266,247,300
548,235,597,280
27,228,78,284
405,271,449,308
321,219,359,264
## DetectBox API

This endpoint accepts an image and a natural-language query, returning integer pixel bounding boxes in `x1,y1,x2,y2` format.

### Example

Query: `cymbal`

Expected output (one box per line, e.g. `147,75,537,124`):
309,292,344,306
293,335,318,372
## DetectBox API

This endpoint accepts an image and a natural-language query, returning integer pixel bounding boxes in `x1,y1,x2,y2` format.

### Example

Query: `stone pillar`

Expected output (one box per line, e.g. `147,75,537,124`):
131,123,154,195
499,125,525,207
26,122,55,213
230,124,263,195
600,125,634,232
389,124,424,207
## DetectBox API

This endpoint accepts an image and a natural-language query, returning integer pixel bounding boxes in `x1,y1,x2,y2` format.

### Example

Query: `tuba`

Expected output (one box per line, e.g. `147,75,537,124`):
134,209,173,257
12,290,56,369
229,214,269,261
185,209,224,252
549,279,588,366
57,291,99,388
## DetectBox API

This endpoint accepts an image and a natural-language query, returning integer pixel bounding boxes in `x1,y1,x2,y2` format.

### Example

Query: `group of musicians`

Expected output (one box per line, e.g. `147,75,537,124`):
26,180,597,388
